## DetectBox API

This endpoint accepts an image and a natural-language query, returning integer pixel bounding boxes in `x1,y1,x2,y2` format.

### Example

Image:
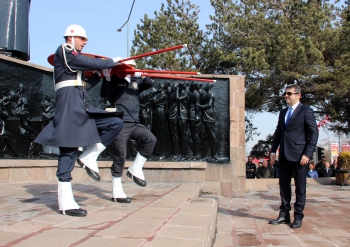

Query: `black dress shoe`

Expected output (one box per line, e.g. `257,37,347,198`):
61,208,87,217
77,159,101,181
290,220,302,229
268,216,291,225
111,197,131,203
126,171,146,187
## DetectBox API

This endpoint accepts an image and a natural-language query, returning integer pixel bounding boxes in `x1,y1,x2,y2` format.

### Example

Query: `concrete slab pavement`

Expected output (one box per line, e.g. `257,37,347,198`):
0,181,217,247
0,181,350,246
214,183,350,247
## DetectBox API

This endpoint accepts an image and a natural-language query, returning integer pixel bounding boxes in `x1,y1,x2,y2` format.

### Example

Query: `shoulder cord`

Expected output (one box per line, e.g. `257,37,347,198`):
62,43,76,73
53,42,82,86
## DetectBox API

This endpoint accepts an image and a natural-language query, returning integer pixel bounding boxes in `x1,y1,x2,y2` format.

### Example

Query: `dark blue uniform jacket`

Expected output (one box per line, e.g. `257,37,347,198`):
101,76,153,123
34,45,123,147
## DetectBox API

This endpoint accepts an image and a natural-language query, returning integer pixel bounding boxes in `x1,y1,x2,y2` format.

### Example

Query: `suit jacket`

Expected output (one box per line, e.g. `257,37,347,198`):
271,103,318,162
318,167,334,177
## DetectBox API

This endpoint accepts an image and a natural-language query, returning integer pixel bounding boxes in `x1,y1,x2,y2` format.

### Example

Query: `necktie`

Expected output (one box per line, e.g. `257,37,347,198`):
285,107,293,126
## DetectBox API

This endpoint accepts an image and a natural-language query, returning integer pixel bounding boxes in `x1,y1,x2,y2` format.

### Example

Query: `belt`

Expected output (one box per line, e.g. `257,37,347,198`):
54,71,86,91
105,108,116,112
55,80,86,91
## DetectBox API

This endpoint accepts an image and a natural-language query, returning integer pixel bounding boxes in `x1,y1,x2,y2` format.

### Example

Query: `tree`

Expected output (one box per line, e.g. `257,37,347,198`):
131,0,205,71
245,114,260,142
131,0,350,139
321,1,350,133
206,0,346,130
249,134,274,158
132,0,261,142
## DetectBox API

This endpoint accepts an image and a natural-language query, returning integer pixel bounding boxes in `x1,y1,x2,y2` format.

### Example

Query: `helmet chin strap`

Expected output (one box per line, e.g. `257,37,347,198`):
71,37,76,52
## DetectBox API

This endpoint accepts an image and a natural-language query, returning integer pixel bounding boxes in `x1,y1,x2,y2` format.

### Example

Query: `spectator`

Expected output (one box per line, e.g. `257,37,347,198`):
246,156,256,179
259,156,265,164
331,157,342,175
255,162,263,178
318,161,334,177
263,158,269,167
257,161,274,178
307,162,318,178
333,160,343,172
252,156,260,165
256,162,264,178
331,158,338,170
315,156,326,172
273,160,280,178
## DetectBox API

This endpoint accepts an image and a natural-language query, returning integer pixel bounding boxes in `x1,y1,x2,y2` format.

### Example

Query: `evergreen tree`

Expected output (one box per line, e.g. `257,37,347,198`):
249,134,274,158
322,0,350,133
131,0,204,71
207,0,342,116
131,0,350,136
245,114,260,142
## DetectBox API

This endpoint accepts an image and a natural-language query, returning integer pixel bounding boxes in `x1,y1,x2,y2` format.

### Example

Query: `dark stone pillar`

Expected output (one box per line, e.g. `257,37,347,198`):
0,0,31,61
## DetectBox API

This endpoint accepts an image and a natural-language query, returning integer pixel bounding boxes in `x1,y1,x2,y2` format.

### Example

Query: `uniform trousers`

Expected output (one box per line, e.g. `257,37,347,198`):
57,115,123,182
111,122,156,177
278,153,308,220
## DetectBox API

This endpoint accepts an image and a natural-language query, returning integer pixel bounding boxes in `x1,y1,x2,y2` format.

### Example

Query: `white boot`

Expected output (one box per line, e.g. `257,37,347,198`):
78,143,106,173
112,176,131,203
127,152,147,187
58,182,87,216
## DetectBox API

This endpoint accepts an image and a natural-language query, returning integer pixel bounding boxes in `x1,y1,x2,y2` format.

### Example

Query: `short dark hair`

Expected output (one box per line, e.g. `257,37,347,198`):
285,84,301,94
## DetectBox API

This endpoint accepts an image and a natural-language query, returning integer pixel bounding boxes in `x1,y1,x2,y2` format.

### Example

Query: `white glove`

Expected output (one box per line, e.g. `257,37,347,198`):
93,70,101,77
124,75,131,83
134,72,142,78
113,56,122,63
102,69,111,81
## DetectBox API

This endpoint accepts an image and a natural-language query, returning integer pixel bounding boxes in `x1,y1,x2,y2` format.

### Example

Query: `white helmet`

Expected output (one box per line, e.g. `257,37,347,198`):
63,24,88,40
123,59,136,67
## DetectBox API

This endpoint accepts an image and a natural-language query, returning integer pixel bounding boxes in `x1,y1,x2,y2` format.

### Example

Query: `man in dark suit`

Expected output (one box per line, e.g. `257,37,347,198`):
268,84,318,229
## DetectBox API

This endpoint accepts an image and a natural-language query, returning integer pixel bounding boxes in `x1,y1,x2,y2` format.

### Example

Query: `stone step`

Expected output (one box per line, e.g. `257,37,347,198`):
245,177,337,192
0,181,219,247
0,159,207,184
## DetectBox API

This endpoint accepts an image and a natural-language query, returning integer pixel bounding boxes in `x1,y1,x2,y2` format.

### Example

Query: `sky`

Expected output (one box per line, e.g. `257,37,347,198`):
28,0,214,65
28,0,343,155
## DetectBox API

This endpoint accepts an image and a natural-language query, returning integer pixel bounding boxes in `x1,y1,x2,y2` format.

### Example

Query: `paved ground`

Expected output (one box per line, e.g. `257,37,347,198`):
0,181,216,247
215,183,350,247
0,181,350,247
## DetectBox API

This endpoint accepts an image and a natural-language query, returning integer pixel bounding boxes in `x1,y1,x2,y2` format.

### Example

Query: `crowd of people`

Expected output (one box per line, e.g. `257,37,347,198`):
245,155,279,179
308,156,342,178
246,155,342,179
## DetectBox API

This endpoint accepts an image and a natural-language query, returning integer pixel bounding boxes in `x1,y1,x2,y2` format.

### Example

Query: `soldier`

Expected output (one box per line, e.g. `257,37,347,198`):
34,24,123,217
100,60,156,203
